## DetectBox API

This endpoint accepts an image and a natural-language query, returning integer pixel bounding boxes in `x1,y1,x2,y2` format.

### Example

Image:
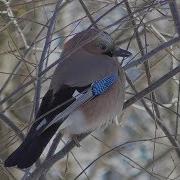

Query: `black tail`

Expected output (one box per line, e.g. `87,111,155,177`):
4,123,60,169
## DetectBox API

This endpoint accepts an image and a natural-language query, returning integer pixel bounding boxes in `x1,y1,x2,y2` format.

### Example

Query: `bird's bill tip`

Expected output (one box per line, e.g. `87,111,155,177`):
113,48,132,57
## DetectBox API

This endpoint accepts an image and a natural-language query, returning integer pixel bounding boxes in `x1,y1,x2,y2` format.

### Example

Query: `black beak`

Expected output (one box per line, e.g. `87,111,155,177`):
112,48,132,57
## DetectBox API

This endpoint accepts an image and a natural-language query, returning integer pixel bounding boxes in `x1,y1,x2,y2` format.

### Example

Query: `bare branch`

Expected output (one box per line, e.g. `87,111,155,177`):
168,0,180,36
124,36,180,70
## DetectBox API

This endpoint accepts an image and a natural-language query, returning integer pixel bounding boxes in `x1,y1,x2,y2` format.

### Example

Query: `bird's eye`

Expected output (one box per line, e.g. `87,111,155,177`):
99,43,107,50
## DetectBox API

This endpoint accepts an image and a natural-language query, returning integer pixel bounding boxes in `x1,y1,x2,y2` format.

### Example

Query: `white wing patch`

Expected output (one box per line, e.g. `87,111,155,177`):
36,118,47,131
72,90,83,99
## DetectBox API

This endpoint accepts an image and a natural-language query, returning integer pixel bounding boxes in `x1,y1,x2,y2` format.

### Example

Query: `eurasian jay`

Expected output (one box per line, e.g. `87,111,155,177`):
4,28,131,169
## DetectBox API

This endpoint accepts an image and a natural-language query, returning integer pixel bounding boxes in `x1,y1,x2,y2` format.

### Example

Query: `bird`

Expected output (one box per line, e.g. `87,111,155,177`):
4,28,131,169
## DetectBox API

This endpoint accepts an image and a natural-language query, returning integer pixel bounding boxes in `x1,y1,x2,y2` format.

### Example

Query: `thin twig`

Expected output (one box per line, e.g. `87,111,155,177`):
168,0,180,36
124,36,180,70
34,0,63,114
78,0,98,29
0,113,24,141
124,65,180,109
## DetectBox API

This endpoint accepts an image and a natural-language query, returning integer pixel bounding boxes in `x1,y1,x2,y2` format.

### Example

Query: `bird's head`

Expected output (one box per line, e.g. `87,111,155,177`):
63,28,132,58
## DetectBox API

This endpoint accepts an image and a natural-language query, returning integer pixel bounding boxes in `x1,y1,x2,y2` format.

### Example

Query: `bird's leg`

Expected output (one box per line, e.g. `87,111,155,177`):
72,135,81,147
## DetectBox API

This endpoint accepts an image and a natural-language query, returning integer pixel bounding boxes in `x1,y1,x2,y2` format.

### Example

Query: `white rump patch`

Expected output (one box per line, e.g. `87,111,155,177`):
36,118,47,131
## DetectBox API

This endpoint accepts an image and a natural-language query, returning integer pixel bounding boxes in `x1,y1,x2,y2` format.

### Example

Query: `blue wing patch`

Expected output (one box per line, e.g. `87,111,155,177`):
92,73,118,96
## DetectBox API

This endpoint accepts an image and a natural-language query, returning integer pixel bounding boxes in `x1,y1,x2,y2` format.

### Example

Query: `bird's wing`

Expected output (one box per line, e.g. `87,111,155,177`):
41,73,119,133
